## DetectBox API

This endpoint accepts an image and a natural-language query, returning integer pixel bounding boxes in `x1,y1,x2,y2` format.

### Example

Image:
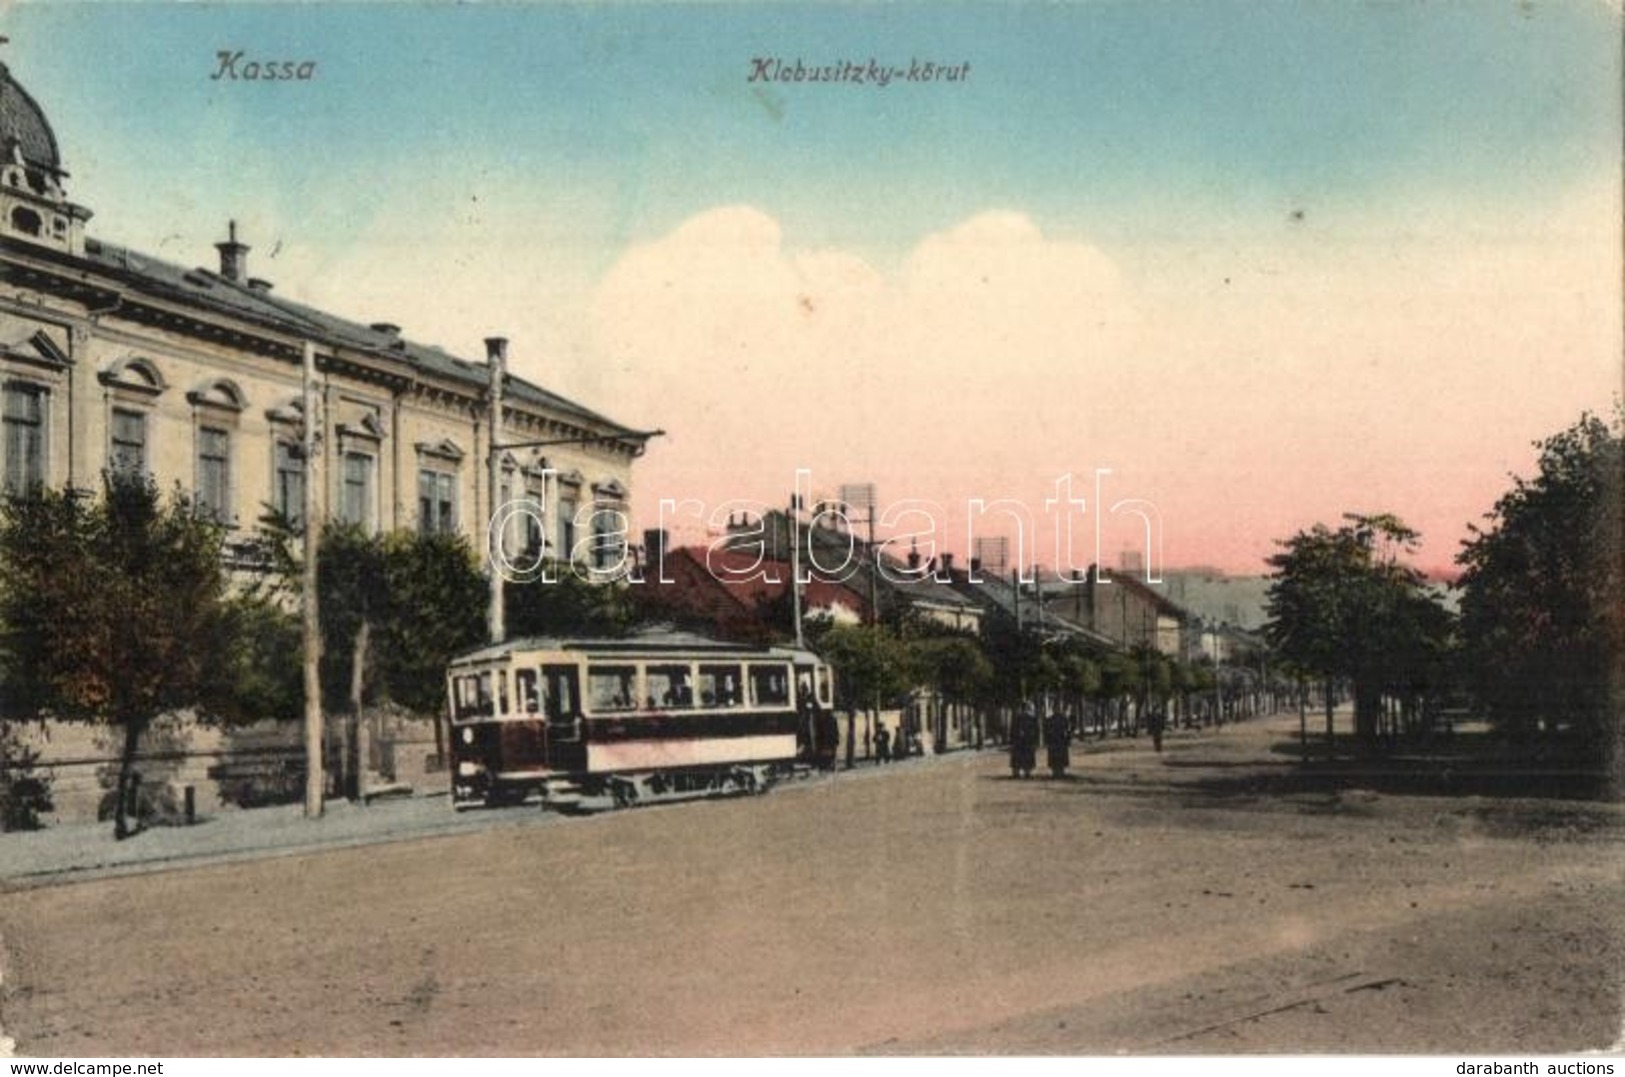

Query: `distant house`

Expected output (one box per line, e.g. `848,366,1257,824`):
640,545,869,643
946,561,1119,651
1039,566,1189,656
724,509,983,635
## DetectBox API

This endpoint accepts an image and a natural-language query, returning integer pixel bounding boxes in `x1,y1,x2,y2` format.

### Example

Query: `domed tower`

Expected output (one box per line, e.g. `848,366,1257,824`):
1,60,92,255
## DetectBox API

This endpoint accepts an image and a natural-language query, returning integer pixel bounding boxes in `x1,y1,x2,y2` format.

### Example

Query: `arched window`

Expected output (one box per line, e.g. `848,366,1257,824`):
9,207,41,237
99,357,167,479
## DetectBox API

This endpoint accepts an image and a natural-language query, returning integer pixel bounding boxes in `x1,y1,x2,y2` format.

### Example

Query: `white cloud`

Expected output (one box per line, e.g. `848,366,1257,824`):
583,193,1620,570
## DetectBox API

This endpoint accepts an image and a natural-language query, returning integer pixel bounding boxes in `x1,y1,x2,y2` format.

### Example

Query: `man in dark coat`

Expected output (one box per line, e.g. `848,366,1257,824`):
1044,710,1071,778
1010,708,1039,778
1149,708,1167,753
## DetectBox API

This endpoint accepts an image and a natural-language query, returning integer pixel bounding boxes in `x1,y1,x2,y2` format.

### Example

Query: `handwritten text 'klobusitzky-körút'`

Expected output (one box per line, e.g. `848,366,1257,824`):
748,57,971,87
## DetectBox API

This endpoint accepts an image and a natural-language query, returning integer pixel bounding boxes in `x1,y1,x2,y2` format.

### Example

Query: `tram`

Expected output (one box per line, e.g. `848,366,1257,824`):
445,629,837,811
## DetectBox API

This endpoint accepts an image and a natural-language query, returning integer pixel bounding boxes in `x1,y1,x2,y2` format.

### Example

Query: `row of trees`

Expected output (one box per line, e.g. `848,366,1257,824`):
1264,410,1622,758
811,614,1261,761
4,408,1612,831
0,472,636,835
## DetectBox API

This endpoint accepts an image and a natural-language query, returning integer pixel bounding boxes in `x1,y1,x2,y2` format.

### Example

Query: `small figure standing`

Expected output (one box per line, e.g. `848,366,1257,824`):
1010,708,1039,779
1044,710,1071,778
875,724,893,765
1149,708,1167,753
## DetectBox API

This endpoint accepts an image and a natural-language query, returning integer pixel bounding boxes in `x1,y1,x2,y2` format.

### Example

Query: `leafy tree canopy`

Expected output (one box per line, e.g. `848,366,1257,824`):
0,473,247,836
1456,410,1623,746
1265,513,1454,743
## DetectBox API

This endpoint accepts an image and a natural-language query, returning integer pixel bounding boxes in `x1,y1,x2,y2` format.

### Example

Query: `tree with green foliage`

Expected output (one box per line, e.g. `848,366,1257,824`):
1265,513,1454,749
508,565,640,642
910,633,994,747
1096,650,1142,734
252,513,487,796
1456,411,1623,751
0,720,52,831
0,473,246,838
373,530,488,714
815,623,915,767
1054,642,1103,733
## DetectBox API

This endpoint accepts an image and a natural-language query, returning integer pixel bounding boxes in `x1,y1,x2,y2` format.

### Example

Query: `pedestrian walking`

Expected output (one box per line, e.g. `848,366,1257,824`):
1149,708,1166,753
875,724,892,765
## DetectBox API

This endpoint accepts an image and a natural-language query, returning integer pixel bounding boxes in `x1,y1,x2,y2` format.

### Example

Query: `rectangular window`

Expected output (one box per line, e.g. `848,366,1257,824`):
698,664,743,708
196,426,230,522
591,506,624,570
646,664,693,709
2,384,46,492
110,408,146,476
523,483,546,557
542,665,579,728
515,669,541,715
273,441,305,528
749,664,791,707
418,468,457,535
587,664,637,713
452,672,494,721
557,495,578,562
341,452,374,530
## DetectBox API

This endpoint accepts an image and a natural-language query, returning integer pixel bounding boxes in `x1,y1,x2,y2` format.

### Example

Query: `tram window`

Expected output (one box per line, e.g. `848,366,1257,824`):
646,664,693,708
496,671,510,716
516,669,541,714
749,665,790,707
588,665,638,712
543,665,578,722
453,672,494,720
698,664,742,707
816,666,833,707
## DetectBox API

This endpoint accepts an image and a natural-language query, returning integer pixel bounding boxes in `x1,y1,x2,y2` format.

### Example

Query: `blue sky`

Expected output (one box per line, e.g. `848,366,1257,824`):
6,2,1621,572
14,1,1616,260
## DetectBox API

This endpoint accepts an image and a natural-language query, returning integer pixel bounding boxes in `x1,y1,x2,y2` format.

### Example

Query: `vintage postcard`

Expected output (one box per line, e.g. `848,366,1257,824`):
0,0,1620,1063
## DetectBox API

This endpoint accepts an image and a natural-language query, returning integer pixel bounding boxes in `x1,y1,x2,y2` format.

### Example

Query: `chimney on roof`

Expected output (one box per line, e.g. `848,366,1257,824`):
941,552,955,576
215,220,249,283
246,278,273,293
969,556,982,574
371,322,401,339
907,538,921,572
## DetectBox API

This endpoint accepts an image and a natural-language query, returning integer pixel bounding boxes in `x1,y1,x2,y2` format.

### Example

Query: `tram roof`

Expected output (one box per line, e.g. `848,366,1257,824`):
451,628,822,666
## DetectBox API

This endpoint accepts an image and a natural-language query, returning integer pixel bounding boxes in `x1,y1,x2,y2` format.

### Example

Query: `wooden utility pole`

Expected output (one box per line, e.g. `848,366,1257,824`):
788,493,804,649
485,337,507,644
302,340,324,819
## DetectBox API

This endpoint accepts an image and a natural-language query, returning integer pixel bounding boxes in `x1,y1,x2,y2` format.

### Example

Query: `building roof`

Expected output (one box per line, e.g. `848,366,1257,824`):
1,61,641,442
0,64,60,173
71,236,640,438
1037,569,1190,621
949,570,1120,649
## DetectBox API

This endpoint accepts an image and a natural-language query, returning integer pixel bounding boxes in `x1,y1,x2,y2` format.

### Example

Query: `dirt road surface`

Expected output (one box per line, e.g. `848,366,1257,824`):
1,713,1619,1055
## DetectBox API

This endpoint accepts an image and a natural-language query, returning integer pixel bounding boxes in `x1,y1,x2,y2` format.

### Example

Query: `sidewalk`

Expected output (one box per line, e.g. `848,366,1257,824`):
0,716,1283,890
0,741,991,888
0,790,562,889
